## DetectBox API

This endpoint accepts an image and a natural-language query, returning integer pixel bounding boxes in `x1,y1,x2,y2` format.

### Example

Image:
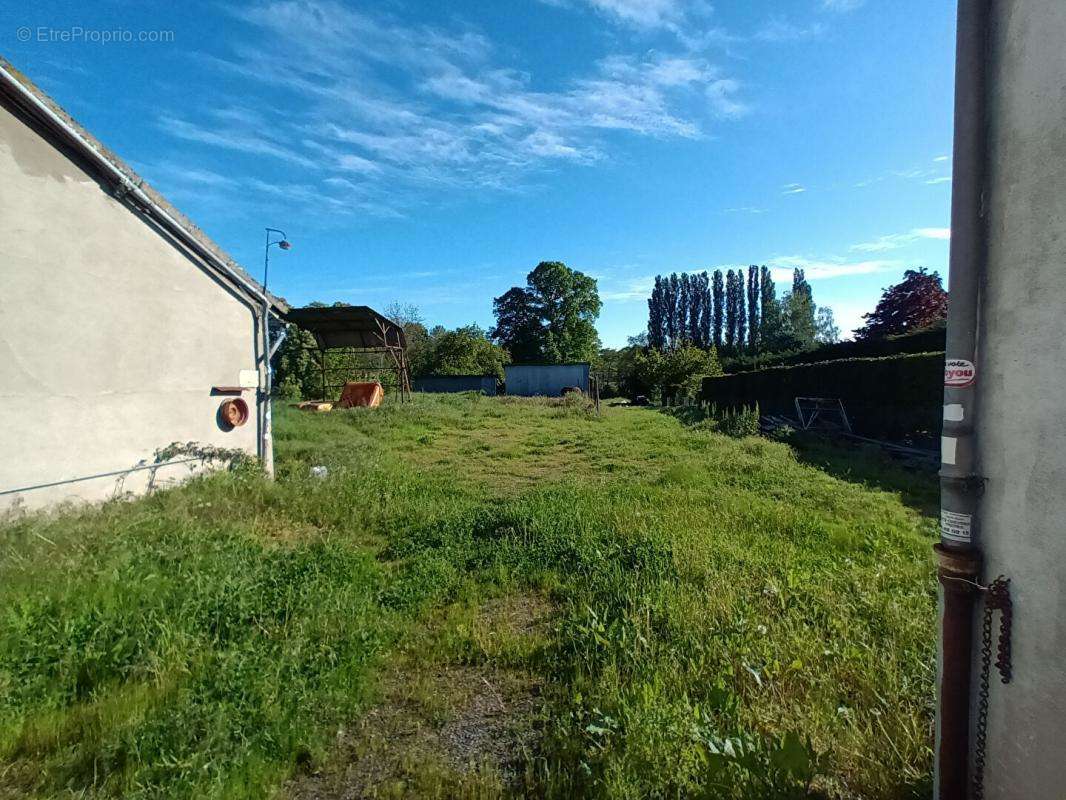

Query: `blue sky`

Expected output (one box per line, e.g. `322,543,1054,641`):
3,0,956,346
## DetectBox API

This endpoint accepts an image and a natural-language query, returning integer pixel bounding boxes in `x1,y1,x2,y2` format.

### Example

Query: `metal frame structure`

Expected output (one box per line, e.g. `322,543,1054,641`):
285,306,411,403
793,396,852,433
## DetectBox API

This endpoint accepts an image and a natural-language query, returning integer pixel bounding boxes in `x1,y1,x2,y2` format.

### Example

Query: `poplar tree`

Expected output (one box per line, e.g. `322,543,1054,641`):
735,270,747,353
746,265,760,350
785,268,817,347
647,276,666,349
664,273,678,347
712,269,725,348
697,271,711,348
725,269,737,349
678,273,691,345
759,265,781,349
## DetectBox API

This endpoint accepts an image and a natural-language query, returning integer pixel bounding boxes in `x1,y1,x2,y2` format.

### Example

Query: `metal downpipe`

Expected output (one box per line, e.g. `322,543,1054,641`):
935,0,990,797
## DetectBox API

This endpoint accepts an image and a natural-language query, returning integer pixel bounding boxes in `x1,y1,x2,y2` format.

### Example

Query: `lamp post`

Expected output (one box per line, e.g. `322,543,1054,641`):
261,227,291,478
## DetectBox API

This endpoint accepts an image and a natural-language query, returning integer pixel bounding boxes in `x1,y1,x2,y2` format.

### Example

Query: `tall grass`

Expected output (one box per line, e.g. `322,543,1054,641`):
0,395,936,798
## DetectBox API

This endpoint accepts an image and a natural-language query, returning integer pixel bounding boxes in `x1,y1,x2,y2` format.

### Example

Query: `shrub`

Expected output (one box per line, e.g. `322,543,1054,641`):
715,404,761,437
663,402,760,438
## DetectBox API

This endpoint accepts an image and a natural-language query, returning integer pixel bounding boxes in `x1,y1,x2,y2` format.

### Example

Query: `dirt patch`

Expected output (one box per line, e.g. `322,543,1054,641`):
287,594,553,800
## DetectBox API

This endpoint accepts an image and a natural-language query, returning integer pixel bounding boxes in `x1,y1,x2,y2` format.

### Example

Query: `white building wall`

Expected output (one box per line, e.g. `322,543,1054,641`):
971,3,1066,796
0,100,261,511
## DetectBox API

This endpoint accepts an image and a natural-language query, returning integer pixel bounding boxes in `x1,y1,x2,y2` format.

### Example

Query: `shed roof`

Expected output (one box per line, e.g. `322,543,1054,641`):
505,362,591,369
285,305,406,350
0,57,288,316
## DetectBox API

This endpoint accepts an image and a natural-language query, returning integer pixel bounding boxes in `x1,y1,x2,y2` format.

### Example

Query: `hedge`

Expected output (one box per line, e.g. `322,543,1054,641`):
701,352,943,439
724,328,946,373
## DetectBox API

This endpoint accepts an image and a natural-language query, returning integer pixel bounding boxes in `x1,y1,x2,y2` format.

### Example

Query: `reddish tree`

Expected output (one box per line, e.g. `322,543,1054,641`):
854,268,948,339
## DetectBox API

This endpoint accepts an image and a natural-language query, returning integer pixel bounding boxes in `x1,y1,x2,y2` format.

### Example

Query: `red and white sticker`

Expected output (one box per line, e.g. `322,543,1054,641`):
944,358,976,388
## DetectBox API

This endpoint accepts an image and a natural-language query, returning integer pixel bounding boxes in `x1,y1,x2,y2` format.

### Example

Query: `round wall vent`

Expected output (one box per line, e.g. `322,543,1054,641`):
219,398,249,428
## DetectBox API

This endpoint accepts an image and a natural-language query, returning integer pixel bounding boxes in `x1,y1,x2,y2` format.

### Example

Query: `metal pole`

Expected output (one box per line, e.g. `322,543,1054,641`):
935,0,990,796
261,229,274,478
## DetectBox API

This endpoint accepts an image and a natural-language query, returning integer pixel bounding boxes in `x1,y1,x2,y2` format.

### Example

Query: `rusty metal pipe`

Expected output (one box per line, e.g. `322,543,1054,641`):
935,0,991,797
936,545,981,799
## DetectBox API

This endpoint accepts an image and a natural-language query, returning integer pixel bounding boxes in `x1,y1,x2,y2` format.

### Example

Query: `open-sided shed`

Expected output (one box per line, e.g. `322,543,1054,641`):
284,305,410,401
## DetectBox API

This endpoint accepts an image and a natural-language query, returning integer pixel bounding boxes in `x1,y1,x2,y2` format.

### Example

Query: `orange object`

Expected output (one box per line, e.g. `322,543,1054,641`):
219,398,249,427
337,381,384,408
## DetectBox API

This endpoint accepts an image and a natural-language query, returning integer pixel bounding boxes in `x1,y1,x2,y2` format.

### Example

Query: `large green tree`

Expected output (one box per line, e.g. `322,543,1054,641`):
490,287,543,363
424,325,510,379
492,261,602,363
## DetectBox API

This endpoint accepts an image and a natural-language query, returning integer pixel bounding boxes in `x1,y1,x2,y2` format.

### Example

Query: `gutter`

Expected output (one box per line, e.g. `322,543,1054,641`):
935,0,991,797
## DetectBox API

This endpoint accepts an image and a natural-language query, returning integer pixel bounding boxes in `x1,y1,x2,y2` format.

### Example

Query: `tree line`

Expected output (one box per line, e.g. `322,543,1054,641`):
273,260,948,403
647,266,838,356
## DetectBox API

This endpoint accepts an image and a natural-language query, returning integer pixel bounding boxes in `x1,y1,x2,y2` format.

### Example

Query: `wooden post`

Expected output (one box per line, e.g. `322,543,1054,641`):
319,348,327,401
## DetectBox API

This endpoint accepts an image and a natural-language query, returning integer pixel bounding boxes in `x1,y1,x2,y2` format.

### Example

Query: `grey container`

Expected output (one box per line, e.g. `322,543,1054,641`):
503,363,590,397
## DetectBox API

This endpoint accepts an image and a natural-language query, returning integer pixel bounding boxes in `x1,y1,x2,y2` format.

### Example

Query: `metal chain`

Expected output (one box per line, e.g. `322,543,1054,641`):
972,576,1012,800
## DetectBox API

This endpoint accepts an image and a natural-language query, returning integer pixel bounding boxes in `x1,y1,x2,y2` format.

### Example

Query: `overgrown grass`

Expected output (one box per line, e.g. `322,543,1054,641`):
0,393,937,798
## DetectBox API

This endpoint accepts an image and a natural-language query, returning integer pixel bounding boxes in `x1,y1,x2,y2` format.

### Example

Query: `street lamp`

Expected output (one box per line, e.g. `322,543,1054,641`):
263,227,291,293
261,227,291,477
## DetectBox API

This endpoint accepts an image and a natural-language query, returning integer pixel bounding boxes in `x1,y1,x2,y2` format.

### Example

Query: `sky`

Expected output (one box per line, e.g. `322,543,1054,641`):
2,0,957,347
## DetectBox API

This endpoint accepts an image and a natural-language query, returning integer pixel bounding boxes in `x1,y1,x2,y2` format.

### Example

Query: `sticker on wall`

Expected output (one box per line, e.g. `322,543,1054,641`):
941,436,958,465
941,509,973,544
944,358,976,388
943,404,964,422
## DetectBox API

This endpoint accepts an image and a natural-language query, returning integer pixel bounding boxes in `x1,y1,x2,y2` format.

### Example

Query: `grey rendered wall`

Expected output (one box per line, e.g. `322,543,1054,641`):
970,4,1066,796
0,101,261,512
504,364,589,397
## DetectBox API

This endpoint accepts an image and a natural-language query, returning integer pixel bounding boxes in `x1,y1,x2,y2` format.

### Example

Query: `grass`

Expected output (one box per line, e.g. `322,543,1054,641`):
0,393,937,799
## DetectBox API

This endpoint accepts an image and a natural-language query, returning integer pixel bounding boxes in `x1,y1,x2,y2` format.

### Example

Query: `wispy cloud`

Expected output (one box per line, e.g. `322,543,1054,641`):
822,0,865,11
159,114,318,169
601,276,656,301
854,160,951,189
539,0,758,54
782,183,806,195
755,17,825,43
766,255,898,281
723,206,765,214
159,0,748,211
851,227,950,252
559,0,689,30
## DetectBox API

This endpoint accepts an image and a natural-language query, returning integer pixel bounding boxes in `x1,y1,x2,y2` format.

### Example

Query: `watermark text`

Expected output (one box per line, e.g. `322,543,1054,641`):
16,26,175,44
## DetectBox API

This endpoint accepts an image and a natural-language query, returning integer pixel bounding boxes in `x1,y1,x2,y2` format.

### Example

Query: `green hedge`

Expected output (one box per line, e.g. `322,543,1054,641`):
724,328,946,373
701,352,943,439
